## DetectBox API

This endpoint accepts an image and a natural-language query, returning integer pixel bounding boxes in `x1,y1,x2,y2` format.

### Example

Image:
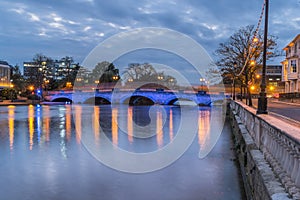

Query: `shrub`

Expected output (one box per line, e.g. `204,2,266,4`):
1,88,17,100
27,94,41,100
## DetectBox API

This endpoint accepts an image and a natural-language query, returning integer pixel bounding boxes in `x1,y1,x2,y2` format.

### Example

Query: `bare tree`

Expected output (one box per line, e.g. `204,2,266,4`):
215,25,278,106
122,63,177,89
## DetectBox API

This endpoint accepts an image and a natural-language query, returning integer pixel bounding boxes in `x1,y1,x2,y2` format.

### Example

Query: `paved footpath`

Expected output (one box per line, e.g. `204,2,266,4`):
240,98,300,127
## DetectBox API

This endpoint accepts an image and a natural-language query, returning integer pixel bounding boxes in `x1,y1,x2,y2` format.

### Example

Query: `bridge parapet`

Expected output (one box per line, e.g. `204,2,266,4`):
230,101,300,199
45,89,225,106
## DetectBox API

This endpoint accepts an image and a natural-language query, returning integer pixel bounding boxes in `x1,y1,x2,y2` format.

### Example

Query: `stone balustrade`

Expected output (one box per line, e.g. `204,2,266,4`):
230,101,300,199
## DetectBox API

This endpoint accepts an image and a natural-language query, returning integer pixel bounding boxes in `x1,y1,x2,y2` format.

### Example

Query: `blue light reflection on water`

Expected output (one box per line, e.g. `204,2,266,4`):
0,105,244,200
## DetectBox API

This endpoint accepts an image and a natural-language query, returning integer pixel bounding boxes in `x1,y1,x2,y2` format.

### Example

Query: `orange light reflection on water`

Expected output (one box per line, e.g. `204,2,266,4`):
127,107,133,143
28,105,34,150
43,106,50,142
74,105,82,144
156,110,163,147
197,110,211,150
8,106,15,150
93,106,100,144
112,108,118,146
66,105,72,141
169,109,173,141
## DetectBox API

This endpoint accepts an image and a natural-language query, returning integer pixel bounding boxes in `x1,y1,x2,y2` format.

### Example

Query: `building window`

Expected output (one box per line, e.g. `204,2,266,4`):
295,43,298,53
291,60,297,73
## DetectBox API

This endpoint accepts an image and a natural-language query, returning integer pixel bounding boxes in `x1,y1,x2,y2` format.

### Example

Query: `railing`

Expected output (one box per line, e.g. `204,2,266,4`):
231,101,300,198
279,92,300,99
287,73,298,80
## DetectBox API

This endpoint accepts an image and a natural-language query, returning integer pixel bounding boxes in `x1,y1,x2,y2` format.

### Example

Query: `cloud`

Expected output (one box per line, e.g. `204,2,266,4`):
0,0,300,67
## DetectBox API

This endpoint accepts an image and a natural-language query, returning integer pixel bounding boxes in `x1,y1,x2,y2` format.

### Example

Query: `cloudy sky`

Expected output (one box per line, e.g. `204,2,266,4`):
0,0,299,72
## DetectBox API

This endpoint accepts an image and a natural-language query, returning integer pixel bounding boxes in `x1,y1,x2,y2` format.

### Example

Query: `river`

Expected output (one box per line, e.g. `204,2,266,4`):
0,104,245,200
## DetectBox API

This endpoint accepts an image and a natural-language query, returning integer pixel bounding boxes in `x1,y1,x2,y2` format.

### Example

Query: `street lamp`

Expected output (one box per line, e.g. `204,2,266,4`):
199,78,205,91
112,75,119,81
257,0,269,114
232,62,237,100
157,75,164,80
44,79,49,93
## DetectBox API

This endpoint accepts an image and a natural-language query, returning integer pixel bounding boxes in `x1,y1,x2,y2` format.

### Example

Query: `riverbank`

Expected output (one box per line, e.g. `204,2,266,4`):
0,100,66,106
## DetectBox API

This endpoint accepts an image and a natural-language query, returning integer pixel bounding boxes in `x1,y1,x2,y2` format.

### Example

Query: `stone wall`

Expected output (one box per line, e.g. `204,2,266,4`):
229,101,300,200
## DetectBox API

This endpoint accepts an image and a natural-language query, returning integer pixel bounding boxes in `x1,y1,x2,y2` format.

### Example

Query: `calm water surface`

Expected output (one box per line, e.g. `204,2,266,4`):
0,105,245,200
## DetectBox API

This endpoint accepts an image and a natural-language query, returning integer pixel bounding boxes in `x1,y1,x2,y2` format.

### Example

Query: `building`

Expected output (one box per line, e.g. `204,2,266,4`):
23,62,39,78
282,34,300,93
254,64,284,94
54,60,78,80
23,57,79,85
266,65,284,93
0,60,11,88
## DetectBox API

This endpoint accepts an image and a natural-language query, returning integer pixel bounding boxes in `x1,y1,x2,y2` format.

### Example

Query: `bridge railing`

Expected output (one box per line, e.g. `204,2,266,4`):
230,101,300,198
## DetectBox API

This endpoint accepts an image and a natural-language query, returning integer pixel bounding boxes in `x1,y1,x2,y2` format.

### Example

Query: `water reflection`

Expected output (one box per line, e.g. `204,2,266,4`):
93,106,100,144
112,108,118,145
156,110,163,147
127,106,133,143
66,105,72,141
28,105,34,150
36,105,42,143
169,109,173,141
74,105,82,144
8,105,14,150
0,105,244,200
3,105,214,154
198,109,211,151
43,106,50,142
59,106,67,158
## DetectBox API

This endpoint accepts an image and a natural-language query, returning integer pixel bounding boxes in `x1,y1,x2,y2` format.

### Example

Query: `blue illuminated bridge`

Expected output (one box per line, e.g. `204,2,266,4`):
44,89,226,106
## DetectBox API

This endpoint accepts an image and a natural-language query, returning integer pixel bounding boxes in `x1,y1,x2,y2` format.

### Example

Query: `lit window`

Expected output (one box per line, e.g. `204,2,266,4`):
291,60,297,73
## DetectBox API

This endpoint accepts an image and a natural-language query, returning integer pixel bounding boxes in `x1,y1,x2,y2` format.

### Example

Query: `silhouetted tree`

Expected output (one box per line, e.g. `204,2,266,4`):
10,65,25,92
91,61,120,84
122,63,177,89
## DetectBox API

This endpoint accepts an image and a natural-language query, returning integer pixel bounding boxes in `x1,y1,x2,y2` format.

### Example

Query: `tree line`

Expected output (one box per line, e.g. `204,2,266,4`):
9,54,178,96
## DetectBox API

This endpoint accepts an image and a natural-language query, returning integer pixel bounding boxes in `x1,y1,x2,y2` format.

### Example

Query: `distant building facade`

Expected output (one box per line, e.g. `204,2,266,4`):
23,62,39,78
23,57,79,84
282,34,300,93
256,64,284,93
266,65,284,93
0,60,11,88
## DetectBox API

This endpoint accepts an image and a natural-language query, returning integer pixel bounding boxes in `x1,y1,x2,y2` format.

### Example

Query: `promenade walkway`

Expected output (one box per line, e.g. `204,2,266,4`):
239,98,300,127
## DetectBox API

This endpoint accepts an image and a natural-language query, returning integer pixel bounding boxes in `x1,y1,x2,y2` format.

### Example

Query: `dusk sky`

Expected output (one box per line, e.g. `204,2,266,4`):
1,0,299,71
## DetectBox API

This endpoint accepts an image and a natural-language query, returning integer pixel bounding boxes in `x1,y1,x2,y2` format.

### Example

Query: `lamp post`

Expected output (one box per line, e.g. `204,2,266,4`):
199,78,205,91
232,62,237,100
257,0,269,114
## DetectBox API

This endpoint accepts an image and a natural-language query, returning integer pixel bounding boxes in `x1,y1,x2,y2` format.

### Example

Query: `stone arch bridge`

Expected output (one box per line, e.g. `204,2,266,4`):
44,89,226,106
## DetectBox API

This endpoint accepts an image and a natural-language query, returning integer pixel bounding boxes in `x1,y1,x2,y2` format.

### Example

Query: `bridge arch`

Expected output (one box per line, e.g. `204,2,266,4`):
167,98,197,106
52,97,73,103
84,97,111,105
127,95,155,106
